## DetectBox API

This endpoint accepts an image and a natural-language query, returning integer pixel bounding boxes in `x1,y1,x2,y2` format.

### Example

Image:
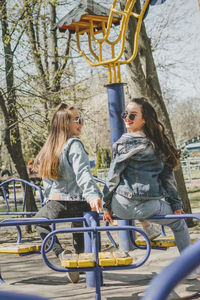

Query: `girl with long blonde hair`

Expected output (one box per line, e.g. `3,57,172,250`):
34,103,102,283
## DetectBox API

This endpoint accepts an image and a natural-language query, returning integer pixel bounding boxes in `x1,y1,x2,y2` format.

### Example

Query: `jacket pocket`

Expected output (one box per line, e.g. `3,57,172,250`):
116,186,133,199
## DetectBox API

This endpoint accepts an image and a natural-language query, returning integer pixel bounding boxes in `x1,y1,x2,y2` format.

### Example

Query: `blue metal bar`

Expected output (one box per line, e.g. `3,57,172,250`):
0,217,86,227
84,212,102,288
142,239,200,300
0,212,38,215
93,177,106,185
105,221,118,248
106,83,126,145
106,83,135,251
150,214,200,221
0,178,45,247
40,225,151,272
0,178,44,206
13,181,17,211
0,291,48,300
23,183,27,211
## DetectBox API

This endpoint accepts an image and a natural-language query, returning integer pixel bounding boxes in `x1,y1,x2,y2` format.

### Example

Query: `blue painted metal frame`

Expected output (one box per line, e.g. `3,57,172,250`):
41,225,151,300
83,211,103,287
0,216,88,284
106,83,126,146
106,83,136,251
0,291,49,300
0,215,151,300
0,214,200,299
0,178,44,246
0,178,44,214
142,239,200,300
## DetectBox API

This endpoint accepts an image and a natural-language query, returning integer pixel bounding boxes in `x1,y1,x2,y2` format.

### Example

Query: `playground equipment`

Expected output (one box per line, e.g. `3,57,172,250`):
57,0,151,84
55,0,200,255
0,291,48,300
0,179,44,255
56,0,155,254
141,239,200,300
0,180,200,300
1,212,199,300
0,211,151,298
0,178,44,216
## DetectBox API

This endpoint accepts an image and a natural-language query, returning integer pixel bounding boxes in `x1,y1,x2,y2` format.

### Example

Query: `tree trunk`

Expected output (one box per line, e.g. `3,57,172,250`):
0,0,37,217
120,0,193,226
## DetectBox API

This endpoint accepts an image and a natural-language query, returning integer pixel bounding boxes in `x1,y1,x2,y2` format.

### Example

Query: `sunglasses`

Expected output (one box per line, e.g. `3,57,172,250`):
72,117,84,125
121,112,136,121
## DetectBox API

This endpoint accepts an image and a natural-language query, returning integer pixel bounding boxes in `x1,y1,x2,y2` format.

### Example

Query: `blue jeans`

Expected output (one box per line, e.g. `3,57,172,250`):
112,195,190,253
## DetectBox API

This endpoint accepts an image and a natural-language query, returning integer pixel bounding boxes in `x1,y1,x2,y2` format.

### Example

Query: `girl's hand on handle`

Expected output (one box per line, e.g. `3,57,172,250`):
103,210,113,223
90,199,102,213
174,209,185,215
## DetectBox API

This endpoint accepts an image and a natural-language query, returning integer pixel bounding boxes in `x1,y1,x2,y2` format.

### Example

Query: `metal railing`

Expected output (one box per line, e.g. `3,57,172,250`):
181,158,200,181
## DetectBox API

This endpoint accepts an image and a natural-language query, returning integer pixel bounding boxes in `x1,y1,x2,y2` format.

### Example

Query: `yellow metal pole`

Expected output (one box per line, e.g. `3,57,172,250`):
117,63,121,83
108,65,112,83
112,64,117,83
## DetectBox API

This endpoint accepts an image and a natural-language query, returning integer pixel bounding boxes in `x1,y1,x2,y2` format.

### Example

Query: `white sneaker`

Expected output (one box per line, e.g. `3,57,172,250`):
58,250,80,284
58,250,72,260
143,224,161,241
66,272,80,284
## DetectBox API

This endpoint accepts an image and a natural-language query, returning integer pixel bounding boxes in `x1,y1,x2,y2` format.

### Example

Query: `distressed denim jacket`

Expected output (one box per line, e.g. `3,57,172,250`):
43,137,102,203
103,134,182,212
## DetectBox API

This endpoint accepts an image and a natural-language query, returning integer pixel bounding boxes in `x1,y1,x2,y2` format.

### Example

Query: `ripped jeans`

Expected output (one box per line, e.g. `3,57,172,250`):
112,195,190,253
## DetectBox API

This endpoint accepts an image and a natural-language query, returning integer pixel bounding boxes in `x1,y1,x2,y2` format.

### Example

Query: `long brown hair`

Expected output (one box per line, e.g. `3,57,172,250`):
34,103,75,179
130,97,181,169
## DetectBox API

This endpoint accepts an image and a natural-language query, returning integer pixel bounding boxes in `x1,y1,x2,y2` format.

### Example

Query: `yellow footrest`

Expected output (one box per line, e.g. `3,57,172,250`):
113,251,133,265
78,253,95,268
0,243,41,254
98,252,116,266
61,253,78,268
136,236,176,248
60,251,133,268
135,237,196,248
60,253,95,268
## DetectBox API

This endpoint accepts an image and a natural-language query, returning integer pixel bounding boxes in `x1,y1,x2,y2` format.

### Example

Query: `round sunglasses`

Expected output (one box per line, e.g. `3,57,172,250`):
121,112,136,121
73,117,84,125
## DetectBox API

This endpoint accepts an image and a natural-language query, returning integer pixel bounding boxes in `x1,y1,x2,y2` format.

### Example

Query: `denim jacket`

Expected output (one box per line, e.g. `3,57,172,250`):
43,137,102,203
103,134,182,212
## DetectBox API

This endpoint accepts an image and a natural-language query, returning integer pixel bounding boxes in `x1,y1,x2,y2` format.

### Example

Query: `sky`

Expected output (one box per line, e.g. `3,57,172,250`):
144,0,200,101
1,0,199,103
57,0,200,102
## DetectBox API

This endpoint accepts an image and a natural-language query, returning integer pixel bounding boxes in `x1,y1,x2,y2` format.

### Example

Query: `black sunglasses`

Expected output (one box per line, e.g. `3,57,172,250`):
121,112,136,121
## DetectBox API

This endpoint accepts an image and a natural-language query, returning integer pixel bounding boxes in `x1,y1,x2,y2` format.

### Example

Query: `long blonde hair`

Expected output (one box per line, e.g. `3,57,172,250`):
34,103,75,179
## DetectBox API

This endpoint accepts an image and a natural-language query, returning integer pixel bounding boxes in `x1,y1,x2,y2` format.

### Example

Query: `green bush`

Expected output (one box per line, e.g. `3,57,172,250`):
96,148,111,170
